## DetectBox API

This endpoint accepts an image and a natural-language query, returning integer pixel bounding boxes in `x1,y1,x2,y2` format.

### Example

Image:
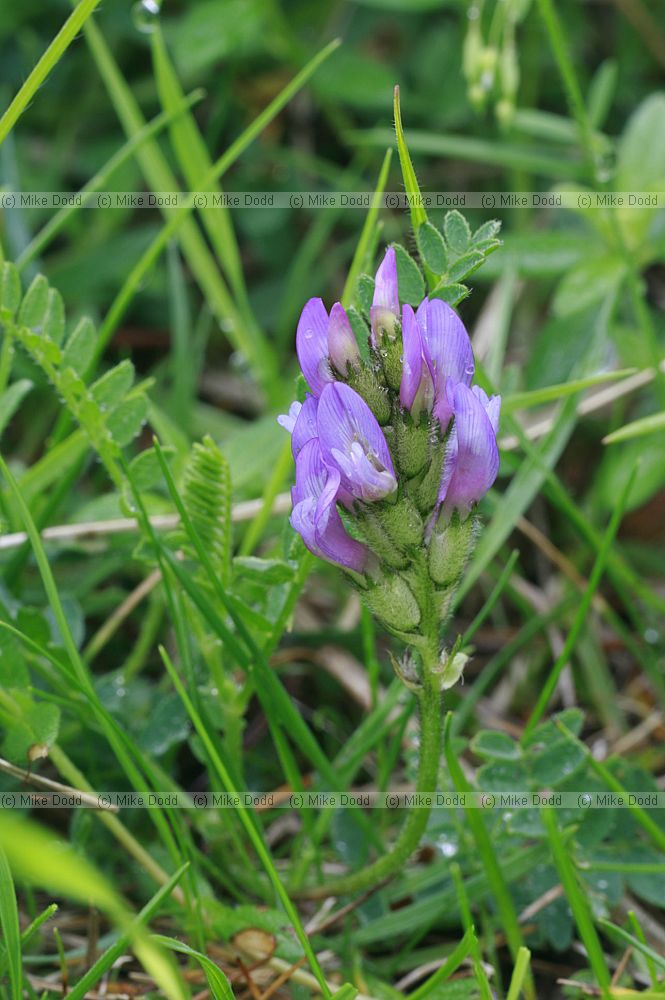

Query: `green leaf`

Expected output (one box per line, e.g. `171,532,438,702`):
432,283,470,307
393,244,425,306
62,317,97,376
2,700,61,765
477,759,530,792
356,274,375,317
616,92,665,191
17,275,49,329
447,250,485,284
138,693,189,757
181,435,232,588
529,739,586,787
106,396,149,447
0,263,21,321
472,219,501,243
471,730,522,761
43,288,66,345
0,380,33,438
91,360,135,408
15,608,52,649
233,556,295,585
416,221,448,275
443,210,471,255
128,447,170,492
347,306,371,361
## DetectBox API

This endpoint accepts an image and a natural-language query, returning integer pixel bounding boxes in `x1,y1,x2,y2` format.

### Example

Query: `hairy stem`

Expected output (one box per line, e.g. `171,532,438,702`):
297,664,443,900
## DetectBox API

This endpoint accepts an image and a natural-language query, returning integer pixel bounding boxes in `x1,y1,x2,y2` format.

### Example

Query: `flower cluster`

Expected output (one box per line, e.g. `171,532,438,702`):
279,247,500,650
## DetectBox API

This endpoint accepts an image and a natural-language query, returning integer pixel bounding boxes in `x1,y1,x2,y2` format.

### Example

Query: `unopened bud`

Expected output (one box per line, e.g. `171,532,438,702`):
364,573,421,634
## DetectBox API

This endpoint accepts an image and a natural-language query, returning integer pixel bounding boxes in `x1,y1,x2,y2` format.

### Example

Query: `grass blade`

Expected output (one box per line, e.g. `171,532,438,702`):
342,147,392,306
0,0,103,145
541,808,611,995
408,928,474,1000
16,91,204,270
506,947,532,1000
158,646,331,998
0,845,22,1000
503,368,637,413
442,714,535,999
523,461,637,737
0,815,187,1000
67,865,190,1000
603,408,665,444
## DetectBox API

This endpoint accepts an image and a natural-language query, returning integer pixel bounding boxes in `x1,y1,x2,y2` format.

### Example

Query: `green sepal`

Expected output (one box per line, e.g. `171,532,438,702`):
428,513,476,587
346,363,391,425
394,414,430,478
377,335,403,392
377,493,424,549
413,436,446,512
355,507,409,569
363,573,421,634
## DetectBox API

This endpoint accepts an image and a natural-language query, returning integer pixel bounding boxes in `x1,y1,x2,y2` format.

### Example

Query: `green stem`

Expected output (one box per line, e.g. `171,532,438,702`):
297,667,442,900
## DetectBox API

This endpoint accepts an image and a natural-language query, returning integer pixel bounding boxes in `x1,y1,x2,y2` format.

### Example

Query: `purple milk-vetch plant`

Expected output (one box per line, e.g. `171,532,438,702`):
279,243,501,898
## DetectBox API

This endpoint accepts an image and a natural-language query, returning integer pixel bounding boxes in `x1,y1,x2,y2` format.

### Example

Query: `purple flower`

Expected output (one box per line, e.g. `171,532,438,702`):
296,298,332,397
327,303,359,375
317,382,397,502
416,298,474,430
291,439,369,572
400,304,434,419
370,247,400,344
440,382,501,518
296,299,359,397
277,394,319,458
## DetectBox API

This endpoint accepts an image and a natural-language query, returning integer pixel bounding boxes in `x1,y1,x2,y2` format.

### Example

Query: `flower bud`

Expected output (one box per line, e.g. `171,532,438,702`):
428,514,475,588
378,495,424,549
364,573,421,634
328,303,360,376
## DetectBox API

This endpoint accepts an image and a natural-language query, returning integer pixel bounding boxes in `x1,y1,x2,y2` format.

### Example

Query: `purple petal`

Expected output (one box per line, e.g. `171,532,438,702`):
317,382,397,502
291,394,319,458
442,382,499,517
277,400,301,434
296,297,333,397
472,384,501,434
432,374,455,433
290,439,369,572
372,247,399,314
370,247,399,345
399,304,434,419
327,303,359,375
399,304,423,412
416,298,474,387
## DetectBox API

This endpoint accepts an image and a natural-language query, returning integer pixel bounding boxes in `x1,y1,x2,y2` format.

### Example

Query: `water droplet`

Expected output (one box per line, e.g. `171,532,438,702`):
437,837,458,858
132,0,160,33
465,364,474,376
597,879,608,890
644,627,659,644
